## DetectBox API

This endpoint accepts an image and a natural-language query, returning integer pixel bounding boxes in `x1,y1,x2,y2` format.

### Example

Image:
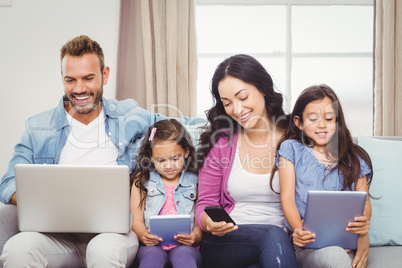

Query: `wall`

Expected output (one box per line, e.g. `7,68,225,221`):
0,0,121,174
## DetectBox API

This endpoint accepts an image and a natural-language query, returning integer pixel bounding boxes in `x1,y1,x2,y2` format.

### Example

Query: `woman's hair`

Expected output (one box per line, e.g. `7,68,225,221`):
131,119,197,207
197,54,288,167
270,84,373,192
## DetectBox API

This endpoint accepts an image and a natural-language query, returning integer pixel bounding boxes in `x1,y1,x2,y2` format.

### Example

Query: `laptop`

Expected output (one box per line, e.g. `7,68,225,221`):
15,164,131,233
302,190,367,249
149,215,191,245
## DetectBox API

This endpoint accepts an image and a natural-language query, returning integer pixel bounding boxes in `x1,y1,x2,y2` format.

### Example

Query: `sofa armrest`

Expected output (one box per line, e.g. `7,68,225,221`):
0,204,19,267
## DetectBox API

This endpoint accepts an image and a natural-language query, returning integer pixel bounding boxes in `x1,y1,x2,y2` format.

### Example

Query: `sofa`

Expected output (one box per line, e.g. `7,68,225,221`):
0,135,401,268
356,136,402,267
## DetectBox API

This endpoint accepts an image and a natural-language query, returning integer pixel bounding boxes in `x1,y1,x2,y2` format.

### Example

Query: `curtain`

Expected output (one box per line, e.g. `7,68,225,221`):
116,0,146,106
374,0,402,136
116,0,198,117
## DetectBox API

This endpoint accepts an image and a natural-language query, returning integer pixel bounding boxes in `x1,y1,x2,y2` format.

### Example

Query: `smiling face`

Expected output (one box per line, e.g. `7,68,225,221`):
61,53,110,124
294,96,337,151
218,76,269,130
151,141,189,184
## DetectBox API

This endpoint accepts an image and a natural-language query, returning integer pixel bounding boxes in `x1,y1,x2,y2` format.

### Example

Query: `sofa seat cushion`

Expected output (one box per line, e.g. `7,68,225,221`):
367,246,402,268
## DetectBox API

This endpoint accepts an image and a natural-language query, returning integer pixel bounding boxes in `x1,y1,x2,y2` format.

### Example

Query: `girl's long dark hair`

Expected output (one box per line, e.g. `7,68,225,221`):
131,119,197,207
270,84,373,192
197,54,289,168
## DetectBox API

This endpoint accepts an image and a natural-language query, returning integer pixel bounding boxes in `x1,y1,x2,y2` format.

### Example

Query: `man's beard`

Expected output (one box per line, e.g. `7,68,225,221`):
69,86,103,114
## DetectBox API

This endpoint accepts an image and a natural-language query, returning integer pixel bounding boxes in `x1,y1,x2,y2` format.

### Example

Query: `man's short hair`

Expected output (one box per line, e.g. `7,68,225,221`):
60,35,105,72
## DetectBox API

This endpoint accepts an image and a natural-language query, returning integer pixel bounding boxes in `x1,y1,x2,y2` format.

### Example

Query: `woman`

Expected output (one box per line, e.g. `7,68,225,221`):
195,54,298,268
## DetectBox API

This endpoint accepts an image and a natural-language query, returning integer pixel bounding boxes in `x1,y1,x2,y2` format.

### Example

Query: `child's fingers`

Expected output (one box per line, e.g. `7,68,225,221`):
292,228,315,247
175,239,192,246
354,215,368,222
174,234,190,242
346,228,369,235
347,220,370,228
144,233,163,244
143,236,162,246
144,230,158,239
293,235,315,247
174,234,197,246
147,234,162,241
175,233,191,239
294,227,314,237
174,236,192,244
346,222,370,235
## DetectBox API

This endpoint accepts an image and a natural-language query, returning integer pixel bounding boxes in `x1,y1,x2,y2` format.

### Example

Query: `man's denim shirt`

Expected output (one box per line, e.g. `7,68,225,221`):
0,96,205,204
143,171,198,230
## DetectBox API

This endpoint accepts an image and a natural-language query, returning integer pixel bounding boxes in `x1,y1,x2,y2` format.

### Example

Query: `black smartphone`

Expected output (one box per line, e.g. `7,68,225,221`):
204,206,236,225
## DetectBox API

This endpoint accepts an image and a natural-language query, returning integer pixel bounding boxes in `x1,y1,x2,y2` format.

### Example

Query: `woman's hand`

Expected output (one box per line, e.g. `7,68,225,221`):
351,234,369,268
292,227,316,248
346,214,370,235
205,216,238,236
174,230,202,246
141,230,162,246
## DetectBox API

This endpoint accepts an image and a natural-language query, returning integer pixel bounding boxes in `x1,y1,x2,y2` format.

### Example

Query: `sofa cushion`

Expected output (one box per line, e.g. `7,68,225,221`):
358,136,402,246
367,246,402,267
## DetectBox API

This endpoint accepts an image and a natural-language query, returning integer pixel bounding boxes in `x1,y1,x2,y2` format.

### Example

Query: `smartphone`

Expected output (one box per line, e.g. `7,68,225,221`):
204,206,236,225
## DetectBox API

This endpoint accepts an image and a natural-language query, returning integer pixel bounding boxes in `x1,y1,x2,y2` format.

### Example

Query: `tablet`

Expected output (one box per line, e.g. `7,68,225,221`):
149,215,191,245
302,190,367,249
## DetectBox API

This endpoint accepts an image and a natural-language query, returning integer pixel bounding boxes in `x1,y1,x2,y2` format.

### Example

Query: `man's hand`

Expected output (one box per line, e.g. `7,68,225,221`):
10,193,17,205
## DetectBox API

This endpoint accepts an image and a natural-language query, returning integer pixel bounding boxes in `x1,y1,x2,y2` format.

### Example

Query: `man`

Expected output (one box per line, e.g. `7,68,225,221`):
0,35,202,267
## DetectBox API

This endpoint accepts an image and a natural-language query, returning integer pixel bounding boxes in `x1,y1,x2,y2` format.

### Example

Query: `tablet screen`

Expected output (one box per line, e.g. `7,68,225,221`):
302,191,366,249
149,215,191,245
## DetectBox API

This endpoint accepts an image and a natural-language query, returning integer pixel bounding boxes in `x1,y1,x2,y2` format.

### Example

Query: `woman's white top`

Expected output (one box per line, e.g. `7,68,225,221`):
227,146,285,229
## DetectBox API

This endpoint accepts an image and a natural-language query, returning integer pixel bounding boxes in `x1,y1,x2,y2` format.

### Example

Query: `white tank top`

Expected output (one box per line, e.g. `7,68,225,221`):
226,146,285,228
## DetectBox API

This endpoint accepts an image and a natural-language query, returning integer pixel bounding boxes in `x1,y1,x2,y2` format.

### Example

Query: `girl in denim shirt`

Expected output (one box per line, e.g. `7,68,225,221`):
130,119,203,268
274,85,373,268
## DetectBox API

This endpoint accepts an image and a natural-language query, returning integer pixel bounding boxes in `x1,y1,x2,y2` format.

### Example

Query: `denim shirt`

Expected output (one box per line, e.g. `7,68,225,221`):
276,139,372,231
143,171,198,230
0,96,205,204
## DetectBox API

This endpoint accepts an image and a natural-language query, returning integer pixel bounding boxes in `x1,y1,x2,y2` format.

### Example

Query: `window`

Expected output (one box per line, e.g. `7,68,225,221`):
196,0,374,136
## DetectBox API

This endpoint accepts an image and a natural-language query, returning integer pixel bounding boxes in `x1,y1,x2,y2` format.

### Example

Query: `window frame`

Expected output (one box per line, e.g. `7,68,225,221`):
195,0,374,113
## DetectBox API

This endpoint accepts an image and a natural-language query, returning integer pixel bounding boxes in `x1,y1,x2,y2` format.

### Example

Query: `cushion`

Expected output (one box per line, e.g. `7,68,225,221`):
358,136,402,246
367,246,402,267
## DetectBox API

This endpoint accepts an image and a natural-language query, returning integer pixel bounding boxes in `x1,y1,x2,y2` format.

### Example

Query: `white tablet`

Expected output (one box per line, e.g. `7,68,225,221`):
302,190,367,249
149,215,191,245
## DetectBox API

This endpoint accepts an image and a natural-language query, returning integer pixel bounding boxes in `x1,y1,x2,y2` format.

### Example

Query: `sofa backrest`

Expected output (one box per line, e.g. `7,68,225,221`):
354,136,402,144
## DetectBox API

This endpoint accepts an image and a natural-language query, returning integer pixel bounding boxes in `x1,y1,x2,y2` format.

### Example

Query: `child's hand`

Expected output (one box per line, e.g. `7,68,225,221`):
352,234,369,268
141,230,163,246
205,216,238,236
174,230,202,246
346,215,370,235
292,227,316,247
